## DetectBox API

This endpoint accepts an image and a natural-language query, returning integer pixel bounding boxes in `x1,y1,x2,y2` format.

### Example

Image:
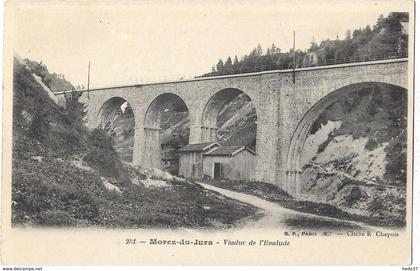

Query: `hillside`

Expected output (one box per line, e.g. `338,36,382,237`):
200,12,408,77
299,85,407,226
12,58,260,228
24,58,77,92
217,93,257,148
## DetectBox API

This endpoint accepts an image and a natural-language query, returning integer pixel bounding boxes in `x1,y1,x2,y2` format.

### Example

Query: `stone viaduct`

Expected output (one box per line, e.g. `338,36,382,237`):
55,58,408,195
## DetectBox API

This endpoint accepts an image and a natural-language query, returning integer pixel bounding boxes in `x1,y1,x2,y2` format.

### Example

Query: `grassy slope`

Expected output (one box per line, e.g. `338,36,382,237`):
12,59,259,228
13,157,259,228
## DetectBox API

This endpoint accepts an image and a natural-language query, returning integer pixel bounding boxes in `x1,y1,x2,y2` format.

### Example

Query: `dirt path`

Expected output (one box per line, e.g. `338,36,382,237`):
197,182,375,231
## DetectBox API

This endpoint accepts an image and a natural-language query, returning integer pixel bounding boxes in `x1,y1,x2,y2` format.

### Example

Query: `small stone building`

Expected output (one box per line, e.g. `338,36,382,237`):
203,146,256,181
178,142,220,179
178,143,256,181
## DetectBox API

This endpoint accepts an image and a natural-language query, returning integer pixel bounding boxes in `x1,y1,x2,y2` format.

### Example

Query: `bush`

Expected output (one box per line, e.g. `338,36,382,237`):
365,138,378,151
84,128,128,179
89,128,114,148
27,108,50,141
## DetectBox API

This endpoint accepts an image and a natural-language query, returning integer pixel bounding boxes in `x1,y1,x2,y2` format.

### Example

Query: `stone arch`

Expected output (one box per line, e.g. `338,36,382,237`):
142,93,191,171
96,96,136,162
201,88,258,145
97,96,134,128
285,82,407,194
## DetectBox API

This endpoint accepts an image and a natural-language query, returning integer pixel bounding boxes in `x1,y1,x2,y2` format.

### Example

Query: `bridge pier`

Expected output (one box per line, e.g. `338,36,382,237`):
285,170,302,195
253,86,280,185
189,124,218,145
201,126,218,143
132,125,142,165
133,125,162,168
143,127,162,168
189,125,202,144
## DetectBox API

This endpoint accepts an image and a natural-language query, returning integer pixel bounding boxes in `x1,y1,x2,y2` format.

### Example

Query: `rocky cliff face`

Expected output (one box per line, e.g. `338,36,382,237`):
299,85,407,226
217,93,257,148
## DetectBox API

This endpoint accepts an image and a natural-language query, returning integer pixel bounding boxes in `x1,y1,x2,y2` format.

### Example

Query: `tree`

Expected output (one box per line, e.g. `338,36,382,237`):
270,44,276,55
374,14,385,32
203,12,408,76
84,128,127,179
309,39,318,52
233,55,239,65
270,44,281,55
345,30,352,40
216,59,224,72
65,90,87,125
224,57,233,70
256,44,263,56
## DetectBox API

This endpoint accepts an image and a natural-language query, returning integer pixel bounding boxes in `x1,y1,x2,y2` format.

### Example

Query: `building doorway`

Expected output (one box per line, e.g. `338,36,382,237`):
214,162,222,179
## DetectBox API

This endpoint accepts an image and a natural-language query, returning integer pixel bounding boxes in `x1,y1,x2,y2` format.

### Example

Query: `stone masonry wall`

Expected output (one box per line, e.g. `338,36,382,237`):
60,59,408,194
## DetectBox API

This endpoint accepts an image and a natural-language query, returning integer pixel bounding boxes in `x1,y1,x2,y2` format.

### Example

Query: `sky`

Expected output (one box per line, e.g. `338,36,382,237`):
10,0,411,89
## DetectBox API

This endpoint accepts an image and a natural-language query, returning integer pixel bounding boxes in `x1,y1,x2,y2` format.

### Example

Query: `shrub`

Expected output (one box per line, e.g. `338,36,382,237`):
365,137,378,151
27,108,50,141
84,128,128,179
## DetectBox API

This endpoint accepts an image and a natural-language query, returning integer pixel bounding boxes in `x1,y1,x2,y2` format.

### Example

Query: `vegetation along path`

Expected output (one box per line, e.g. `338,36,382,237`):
197,182,376,231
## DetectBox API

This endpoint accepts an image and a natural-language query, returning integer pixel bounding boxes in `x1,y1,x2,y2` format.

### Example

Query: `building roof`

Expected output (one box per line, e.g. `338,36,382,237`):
204,145,256,157
177,142,220,152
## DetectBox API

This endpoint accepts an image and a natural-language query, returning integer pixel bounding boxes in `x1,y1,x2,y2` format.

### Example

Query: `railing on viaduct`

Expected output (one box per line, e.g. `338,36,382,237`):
55,50,408,94
199,50,408,78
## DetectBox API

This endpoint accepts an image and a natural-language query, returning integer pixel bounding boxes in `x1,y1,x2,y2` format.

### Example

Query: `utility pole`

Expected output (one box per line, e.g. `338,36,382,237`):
87,61,91,99
293,30,296,84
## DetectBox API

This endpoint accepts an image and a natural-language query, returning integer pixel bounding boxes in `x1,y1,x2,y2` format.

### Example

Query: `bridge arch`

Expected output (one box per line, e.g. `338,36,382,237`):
142,93,191,171
97,96,134,127
285,82,407,194
201,88,258,146
96,96,136,162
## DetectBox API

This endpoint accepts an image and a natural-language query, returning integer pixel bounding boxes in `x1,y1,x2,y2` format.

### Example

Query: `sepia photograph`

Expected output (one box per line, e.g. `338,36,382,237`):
1,0,415,266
